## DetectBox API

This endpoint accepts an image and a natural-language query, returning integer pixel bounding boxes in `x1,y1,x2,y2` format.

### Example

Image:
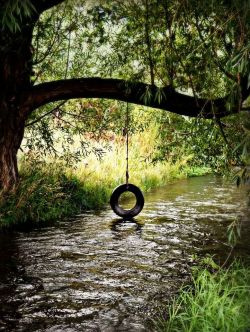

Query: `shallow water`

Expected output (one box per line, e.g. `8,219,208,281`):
0,176,249,331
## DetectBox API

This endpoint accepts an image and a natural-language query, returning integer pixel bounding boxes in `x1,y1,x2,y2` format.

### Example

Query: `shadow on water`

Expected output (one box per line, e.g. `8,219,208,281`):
110,218,143,236
0,233,20,331
0,175,249,331
0,234,44,332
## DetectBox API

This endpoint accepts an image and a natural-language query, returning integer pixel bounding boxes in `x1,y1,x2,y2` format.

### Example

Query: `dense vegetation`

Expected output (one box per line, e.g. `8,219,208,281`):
0,0,250,227
0,0,250,191
1,106,212,229
0,97,248,229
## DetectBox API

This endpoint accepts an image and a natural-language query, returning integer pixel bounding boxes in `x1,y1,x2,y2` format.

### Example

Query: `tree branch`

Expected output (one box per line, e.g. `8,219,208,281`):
31,0,65,14
24,77,245,119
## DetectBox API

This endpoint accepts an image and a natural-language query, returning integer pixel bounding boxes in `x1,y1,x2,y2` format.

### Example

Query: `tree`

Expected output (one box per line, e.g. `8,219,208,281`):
0,0,249,191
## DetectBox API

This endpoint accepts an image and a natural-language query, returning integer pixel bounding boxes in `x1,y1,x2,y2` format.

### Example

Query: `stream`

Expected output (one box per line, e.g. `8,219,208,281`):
0,175,249,331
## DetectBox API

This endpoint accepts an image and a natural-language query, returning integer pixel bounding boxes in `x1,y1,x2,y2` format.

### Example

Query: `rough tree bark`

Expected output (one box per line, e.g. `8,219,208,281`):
0,15,34,191
0,108,25,191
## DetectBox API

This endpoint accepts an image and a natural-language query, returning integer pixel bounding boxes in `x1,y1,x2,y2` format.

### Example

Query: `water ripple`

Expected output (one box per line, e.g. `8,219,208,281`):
0,176,249,331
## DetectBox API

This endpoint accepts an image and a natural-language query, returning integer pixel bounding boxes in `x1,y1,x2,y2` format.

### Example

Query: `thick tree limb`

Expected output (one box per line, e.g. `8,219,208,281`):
23,77,243,119
31,0,65,14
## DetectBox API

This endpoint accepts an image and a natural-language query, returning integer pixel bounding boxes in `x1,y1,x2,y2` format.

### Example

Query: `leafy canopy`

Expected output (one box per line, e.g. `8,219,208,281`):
4,0,247,172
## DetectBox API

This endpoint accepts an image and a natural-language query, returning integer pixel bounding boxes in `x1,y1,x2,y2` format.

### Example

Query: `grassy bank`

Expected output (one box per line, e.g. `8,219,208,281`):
0,157,209,230
155,260,250,332
0,128,210,230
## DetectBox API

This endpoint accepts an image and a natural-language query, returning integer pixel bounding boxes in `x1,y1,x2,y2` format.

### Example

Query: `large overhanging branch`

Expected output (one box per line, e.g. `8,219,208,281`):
31,0,65,14
25,77,241,119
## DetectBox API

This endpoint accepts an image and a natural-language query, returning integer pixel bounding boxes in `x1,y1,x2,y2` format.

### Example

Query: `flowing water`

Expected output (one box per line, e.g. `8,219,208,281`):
0,176,249,332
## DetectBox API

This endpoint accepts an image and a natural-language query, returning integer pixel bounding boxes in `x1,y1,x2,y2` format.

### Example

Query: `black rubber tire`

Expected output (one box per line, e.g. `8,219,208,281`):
110,183,144,218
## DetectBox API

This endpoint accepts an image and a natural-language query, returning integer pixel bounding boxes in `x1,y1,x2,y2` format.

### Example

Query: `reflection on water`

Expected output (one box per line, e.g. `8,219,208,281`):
0,176,249,331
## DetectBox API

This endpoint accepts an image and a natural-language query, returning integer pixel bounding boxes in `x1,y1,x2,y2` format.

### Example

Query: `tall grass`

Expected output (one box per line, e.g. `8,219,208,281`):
72,128,209,190
155,261,250,332
0,128,210,230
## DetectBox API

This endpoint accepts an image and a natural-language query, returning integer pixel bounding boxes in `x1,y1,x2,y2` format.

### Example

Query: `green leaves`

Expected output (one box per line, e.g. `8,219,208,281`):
141,86,153,105
1,0,35,32
155,87,166,104
154,110,246,173
227,45,250,91
22,0,250,175
227,218,241,248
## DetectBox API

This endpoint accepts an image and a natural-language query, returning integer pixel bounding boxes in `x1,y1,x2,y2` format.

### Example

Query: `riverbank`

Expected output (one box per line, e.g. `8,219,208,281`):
0,122,212,231
155,259,250,332
0,154,210,231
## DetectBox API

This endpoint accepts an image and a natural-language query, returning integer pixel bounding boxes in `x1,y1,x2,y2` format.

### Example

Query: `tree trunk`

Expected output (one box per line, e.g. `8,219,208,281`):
0,108,25,192
0,20,34,192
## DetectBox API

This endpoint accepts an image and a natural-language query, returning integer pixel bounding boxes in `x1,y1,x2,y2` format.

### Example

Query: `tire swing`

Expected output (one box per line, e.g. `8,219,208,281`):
110,103,144,219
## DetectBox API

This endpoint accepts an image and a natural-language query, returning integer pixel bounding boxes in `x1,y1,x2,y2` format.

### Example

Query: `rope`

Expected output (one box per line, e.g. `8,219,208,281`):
125,102,129,187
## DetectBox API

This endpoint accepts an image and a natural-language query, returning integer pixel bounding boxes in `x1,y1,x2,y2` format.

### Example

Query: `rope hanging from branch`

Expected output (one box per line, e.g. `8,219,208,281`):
125,102,129,186
110,102,144,218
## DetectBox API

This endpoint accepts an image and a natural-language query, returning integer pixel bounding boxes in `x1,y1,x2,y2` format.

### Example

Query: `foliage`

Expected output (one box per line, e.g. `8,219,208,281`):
0,159,83,228
22,0,250,176
227,217,242,249
30,0,250,96
24,100,148,163
155,260,250,332
234,112,250,188
154,112,247,173
24,98,245,177
0,0,35,32
1,0,249,193
0,124,209,230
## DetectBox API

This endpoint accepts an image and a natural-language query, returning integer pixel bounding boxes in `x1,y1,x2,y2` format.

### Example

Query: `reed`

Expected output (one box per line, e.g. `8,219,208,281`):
155,260,250,332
